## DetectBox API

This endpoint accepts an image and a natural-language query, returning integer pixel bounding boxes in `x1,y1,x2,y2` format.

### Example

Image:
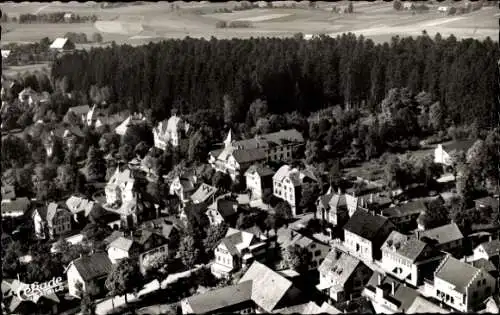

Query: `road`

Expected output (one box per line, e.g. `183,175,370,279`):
94,264,206,315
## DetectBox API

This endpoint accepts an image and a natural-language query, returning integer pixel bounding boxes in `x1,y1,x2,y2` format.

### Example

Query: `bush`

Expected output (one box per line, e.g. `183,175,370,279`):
92,32,103,43
215,20,227,28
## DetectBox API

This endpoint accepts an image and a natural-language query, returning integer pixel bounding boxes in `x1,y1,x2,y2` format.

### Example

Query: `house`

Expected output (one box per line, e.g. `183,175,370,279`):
316,187,348,226
273,165,318,216
238,261,304,313
181,281,254,314
65,195,101,223
415,223,464,256
343,209,395,261
362,272,420,314
105,167,136,206
431,255,496,312
114,113,146,136
470,258,498,279
437,6,450,13
406,296,450,314
434,140,476,166
403,2,415,10
381,200,428,232
473,239,500,266
317,247,373,303
190,183,217,205
211,227,269,278
65,251,113,298
107,229,169,274
1,184,16,200
244,164,275,201
63,12,74,22
206,195,239,226
474,196,499,213
380,231,445,287
344,190,392,217
282,228,330,270
49,37,74,52
153,114,189,149
209,129,304,181
32,203,72,239
1,49,11,59
140,217,181,246
169,171,198,203
66,105,91,122
1,197,30,218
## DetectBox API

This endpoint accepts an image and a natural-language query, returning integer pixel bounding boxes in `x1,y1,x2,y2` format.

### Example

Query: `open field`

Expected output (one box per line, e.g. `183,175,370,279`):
2,63,51,77
1,1,497,46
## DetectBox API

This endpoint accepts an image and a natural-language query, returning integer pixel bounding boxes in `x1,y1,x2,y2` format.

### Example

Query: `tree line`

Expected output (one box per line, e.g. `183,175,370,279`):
17,12,98,24
51,33,499,130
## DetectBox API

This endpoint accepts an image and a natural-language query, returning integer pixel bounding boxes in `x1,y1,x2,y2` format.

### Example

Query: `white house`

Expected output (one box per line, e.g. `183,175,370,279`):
105,167,136,206
209,129,304,181
272,165,318,216
33,203,72,240
65,252,112,298
437,6,450,13
316,187,348,226
244,164,275,201
473,240,500,264
153,114,189,150
114,113,146,136
431,255,496,312
211,228,268,278
49,37,74,52
434,140,476,166
380,231,444,287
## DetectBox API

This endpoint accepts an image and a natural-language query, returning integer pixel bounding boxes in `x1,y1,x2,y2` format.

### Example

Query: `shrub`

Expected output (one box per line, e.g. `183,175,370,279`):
215,20,227,28
227,20,252,28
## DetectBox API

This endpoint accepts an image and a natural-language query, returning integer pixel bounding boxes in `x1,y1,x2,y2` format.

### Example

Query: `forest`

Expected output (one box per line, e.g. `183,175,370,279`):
51,33,499,129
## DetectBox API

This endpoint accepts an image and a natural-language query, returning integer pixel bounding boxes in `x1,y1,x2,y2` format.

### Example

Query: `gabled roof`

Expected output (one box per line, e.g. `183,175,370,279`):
244,164,275,177
65,196,98,216
441,139,476,153
50,37,70,49
239,261,297,312
318,248,364,286
108,236,134,252
406,296,450,314
477,239,500,257
434,255,481,294
67,105,91,116
344,209,391,241
1,197,30,215
47,202,69,223
419,223,464,245
232,148,267,164
382,200,427,218
190,183,217,204
1,184,16,199
471,258,497,274
366,272,419,312
274,301,341,314
184,281,253,314
382,231,430,262
103,231,124,245
219,228,258,256
68,252,113,282
474,196,499,210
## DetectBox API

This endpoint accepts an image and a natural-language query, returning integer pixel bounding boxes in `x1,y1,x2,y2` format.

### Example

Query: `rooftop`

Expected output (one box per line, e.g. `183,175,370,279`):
418,223,464,245
68,252,113,281
441,139,476,153
366,272,420,312
344,209,391,241
435,255,481,294
382,231,429,262
406,296,450,314
318,248,364,286
382,200,427,218
477,239,500,256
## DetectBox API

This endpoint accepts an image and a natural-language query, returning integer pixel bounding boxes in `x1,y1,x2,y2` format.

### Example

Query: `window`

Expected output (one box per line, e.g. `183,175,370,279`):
315,250,321,257
486,287,491,295
477,280,481,287
482,279,486,285
473,292,478,299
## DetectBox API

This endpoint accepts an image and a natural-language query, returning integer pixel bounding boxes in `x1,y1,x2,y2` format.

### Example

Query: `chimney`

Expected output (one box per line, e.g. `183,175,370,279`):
338,188,341,195
370,193,374,204
378,274,382,286
391,282,395,296
489,234,493,242
79,253,83,258
416,230,421,240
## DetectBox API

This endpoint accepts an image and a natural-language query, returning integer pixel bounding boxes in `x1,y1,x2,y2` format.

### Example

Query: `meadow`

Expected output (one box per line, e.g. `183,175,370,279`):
1,1,497,46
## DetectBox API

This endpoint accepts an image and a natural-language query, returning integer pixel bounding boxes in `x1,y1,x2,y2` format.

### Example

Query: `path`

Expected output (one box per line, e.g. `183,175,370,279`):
34,3,51,14
94,264,206,315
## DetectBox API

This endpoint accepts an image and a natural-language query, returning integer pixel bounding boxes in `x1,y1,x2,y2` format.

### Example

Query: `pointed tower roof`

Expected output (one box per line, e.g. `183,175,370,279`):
224,129,233,148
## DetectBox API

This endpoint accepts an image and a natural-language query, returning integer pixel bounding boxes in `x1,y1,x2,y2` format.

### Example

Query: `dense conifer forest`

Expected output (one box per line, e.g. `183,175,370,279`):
51,33,499,128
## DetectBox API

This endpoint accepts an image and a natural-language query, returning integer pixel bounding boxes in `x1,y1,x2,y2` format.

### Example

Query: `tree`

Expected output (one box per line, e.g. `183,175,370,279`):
56,164,77,193
203,223,229,258
118,144,135,162
428,102,444,131
275,201,293,220
299,182,321,212
223,94,236,127
456,166,475,203
246,99,268,127
179,235,200,269
122,123,153,148
422,199,449,229
212,171,231,191
134,141,150,158
347,2,354,13
105,258,144,305
143,251,172,276
92,32,103,43
393,0,402,11
282,245,311,273
85,146,106,182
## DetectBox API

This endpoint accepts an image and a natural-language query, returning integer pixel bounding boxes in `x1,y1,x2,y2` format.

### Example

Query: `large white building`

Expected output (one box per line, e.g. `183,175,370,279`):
209,129,304,181
153,114,189,150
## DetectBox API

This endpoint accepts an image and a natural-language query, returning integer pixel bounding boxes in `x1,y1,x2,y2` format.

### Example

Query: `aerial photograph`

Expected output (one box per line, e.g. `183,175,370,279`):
1,1,499,314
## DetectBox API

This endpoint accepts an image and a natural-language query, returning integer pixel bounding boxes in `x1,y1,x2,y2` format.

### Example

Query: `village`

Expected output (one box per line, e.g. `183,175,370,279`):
1,2,499,313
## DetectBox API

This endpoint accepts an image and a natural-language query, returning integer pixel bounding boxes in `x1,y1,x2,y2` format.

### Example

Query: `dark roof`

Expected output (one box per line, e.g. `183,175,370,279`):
318,248,363,286
70,252,112,281
367,272,419,312
435,255,480,294
442,139,476,153
216,199,238,218
1,197,30,214
185,281,252,314
344,209,390,241
382,200,427,218
232,148,267,164
419,223,464,244
475,197,499,210
67,105,90,116
382,231,429,262
244,164,275,177
471,258,497,274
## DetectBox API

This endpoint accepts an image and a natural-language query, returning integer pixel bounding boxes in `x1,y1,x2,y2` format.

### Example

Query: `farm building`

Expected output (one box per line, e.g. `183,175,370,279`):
49,38,75,52
437,6,450,13
63,12,75,22
403,2,415,10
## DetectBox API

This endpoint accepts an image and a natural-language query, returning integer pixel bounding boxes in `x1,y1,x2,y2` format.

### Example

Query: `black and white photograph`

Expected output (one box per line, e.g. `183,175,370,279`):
1,1,499,314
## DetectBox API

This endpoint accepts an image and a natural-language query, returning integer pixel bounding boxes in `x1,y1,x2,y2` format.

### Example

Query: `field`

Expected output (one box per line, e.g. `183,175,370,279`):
1,1,497,46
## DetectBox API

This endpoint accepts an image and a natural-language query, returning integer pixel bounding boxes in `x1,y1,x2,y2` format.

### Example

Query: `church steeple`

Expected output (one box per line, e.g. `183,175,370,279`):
224,129,233,148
